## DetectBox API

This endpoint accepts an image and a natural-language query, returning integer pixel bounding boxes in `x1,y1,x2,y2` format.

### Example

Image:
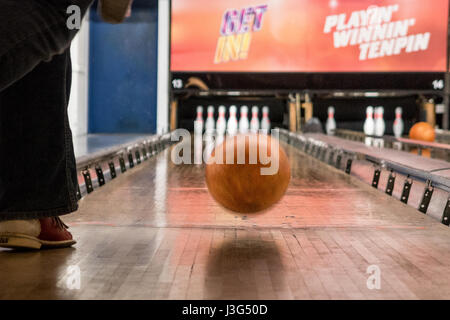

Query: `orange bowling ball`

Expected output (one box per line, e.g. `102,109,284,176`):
205,134,290,213
409,122,435,142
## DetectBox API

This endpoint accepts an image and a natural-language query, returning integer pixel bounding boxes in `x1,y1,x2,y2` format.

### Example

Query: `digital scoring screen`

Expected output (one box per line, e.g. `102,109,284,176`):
171,0,449,72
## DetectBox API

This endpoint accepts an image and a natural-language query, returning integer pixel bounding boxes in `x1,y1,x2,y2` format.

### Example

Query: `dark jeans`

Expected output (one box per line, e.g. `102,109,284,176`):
0,0,93,221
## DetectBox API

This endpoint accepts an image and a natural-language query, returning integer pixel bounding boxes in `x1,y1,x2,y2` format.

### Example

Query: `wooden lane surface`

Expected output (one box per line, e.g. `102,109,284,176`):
1,142,450,299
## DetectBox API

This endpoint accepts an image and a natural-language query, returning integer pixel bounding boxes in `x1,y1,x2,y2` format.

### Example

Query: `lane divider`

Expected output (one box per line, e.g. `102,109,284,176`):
76,133,174,199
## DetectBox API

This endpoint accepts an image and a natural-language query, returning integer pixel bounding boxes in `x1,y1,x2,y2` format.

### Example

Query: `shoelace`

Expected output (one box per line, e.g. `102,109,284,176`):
52,216,69,230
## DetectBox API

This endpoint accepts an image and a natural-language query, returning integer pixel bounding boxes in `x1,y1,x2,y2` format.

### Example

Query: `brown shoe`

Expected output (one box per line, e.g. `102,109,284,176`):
0,217,76,250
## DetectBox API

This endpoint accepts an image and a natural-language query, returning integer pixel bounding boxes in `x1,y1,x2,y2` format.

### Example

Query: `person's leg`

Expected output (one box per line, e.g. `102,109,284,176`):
0,49,78,220
0,49,78,249
0,0,93,248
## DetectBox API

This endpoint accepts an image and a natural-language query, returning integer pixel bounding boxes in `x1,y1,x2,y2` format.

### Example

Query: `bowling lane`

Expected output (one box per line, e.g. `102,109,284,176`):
2,142,450,299
67,141,439,229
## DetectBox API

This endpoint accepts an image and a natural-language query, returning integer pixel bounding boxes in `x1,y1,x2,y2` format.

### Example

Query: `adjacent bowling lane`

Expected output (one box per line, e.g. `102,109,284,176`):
2,142,450,299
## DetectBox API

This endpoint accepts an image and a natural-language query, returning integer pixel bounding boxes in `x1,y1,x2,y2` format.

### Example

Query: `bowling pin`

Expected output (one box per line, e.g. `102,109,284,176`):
325,106,336,135
363,106,375,136
216,105,227,135
205,105,215,135
227,105,238,136
373,107,385,148
239,106,249,134
261,106,271,134
374,106,385,137
250,106,260,133
393,107,404,138
194,106,203,135
194,132,203,165
363,106,375,146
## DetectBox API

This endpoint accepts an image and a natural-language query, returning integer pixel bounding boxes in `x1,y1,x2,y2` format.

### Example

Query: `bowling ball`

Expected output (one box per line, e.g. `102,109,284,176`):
409,122,435,142
205,134,290,213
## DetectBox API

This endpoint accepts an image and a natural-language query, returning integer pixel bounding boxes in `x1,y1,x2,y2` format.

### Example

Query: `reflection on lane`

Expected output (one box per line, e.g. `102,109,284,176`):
153,149,168,226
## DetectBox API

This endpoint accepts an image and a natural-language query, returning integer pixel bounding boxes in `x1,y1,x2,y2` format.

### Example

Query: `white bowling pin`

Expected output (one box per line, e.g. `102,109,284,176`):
374,107,380,135
216,105,227,136
363,106,375,136
326,106,336,135
261,106,271,134
374,106,385,137
227,105,238,136
250,106,260,133
205,105,215,135
363,106,375,146
239,106,249,134
194,106,203,135
393,107,404,138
